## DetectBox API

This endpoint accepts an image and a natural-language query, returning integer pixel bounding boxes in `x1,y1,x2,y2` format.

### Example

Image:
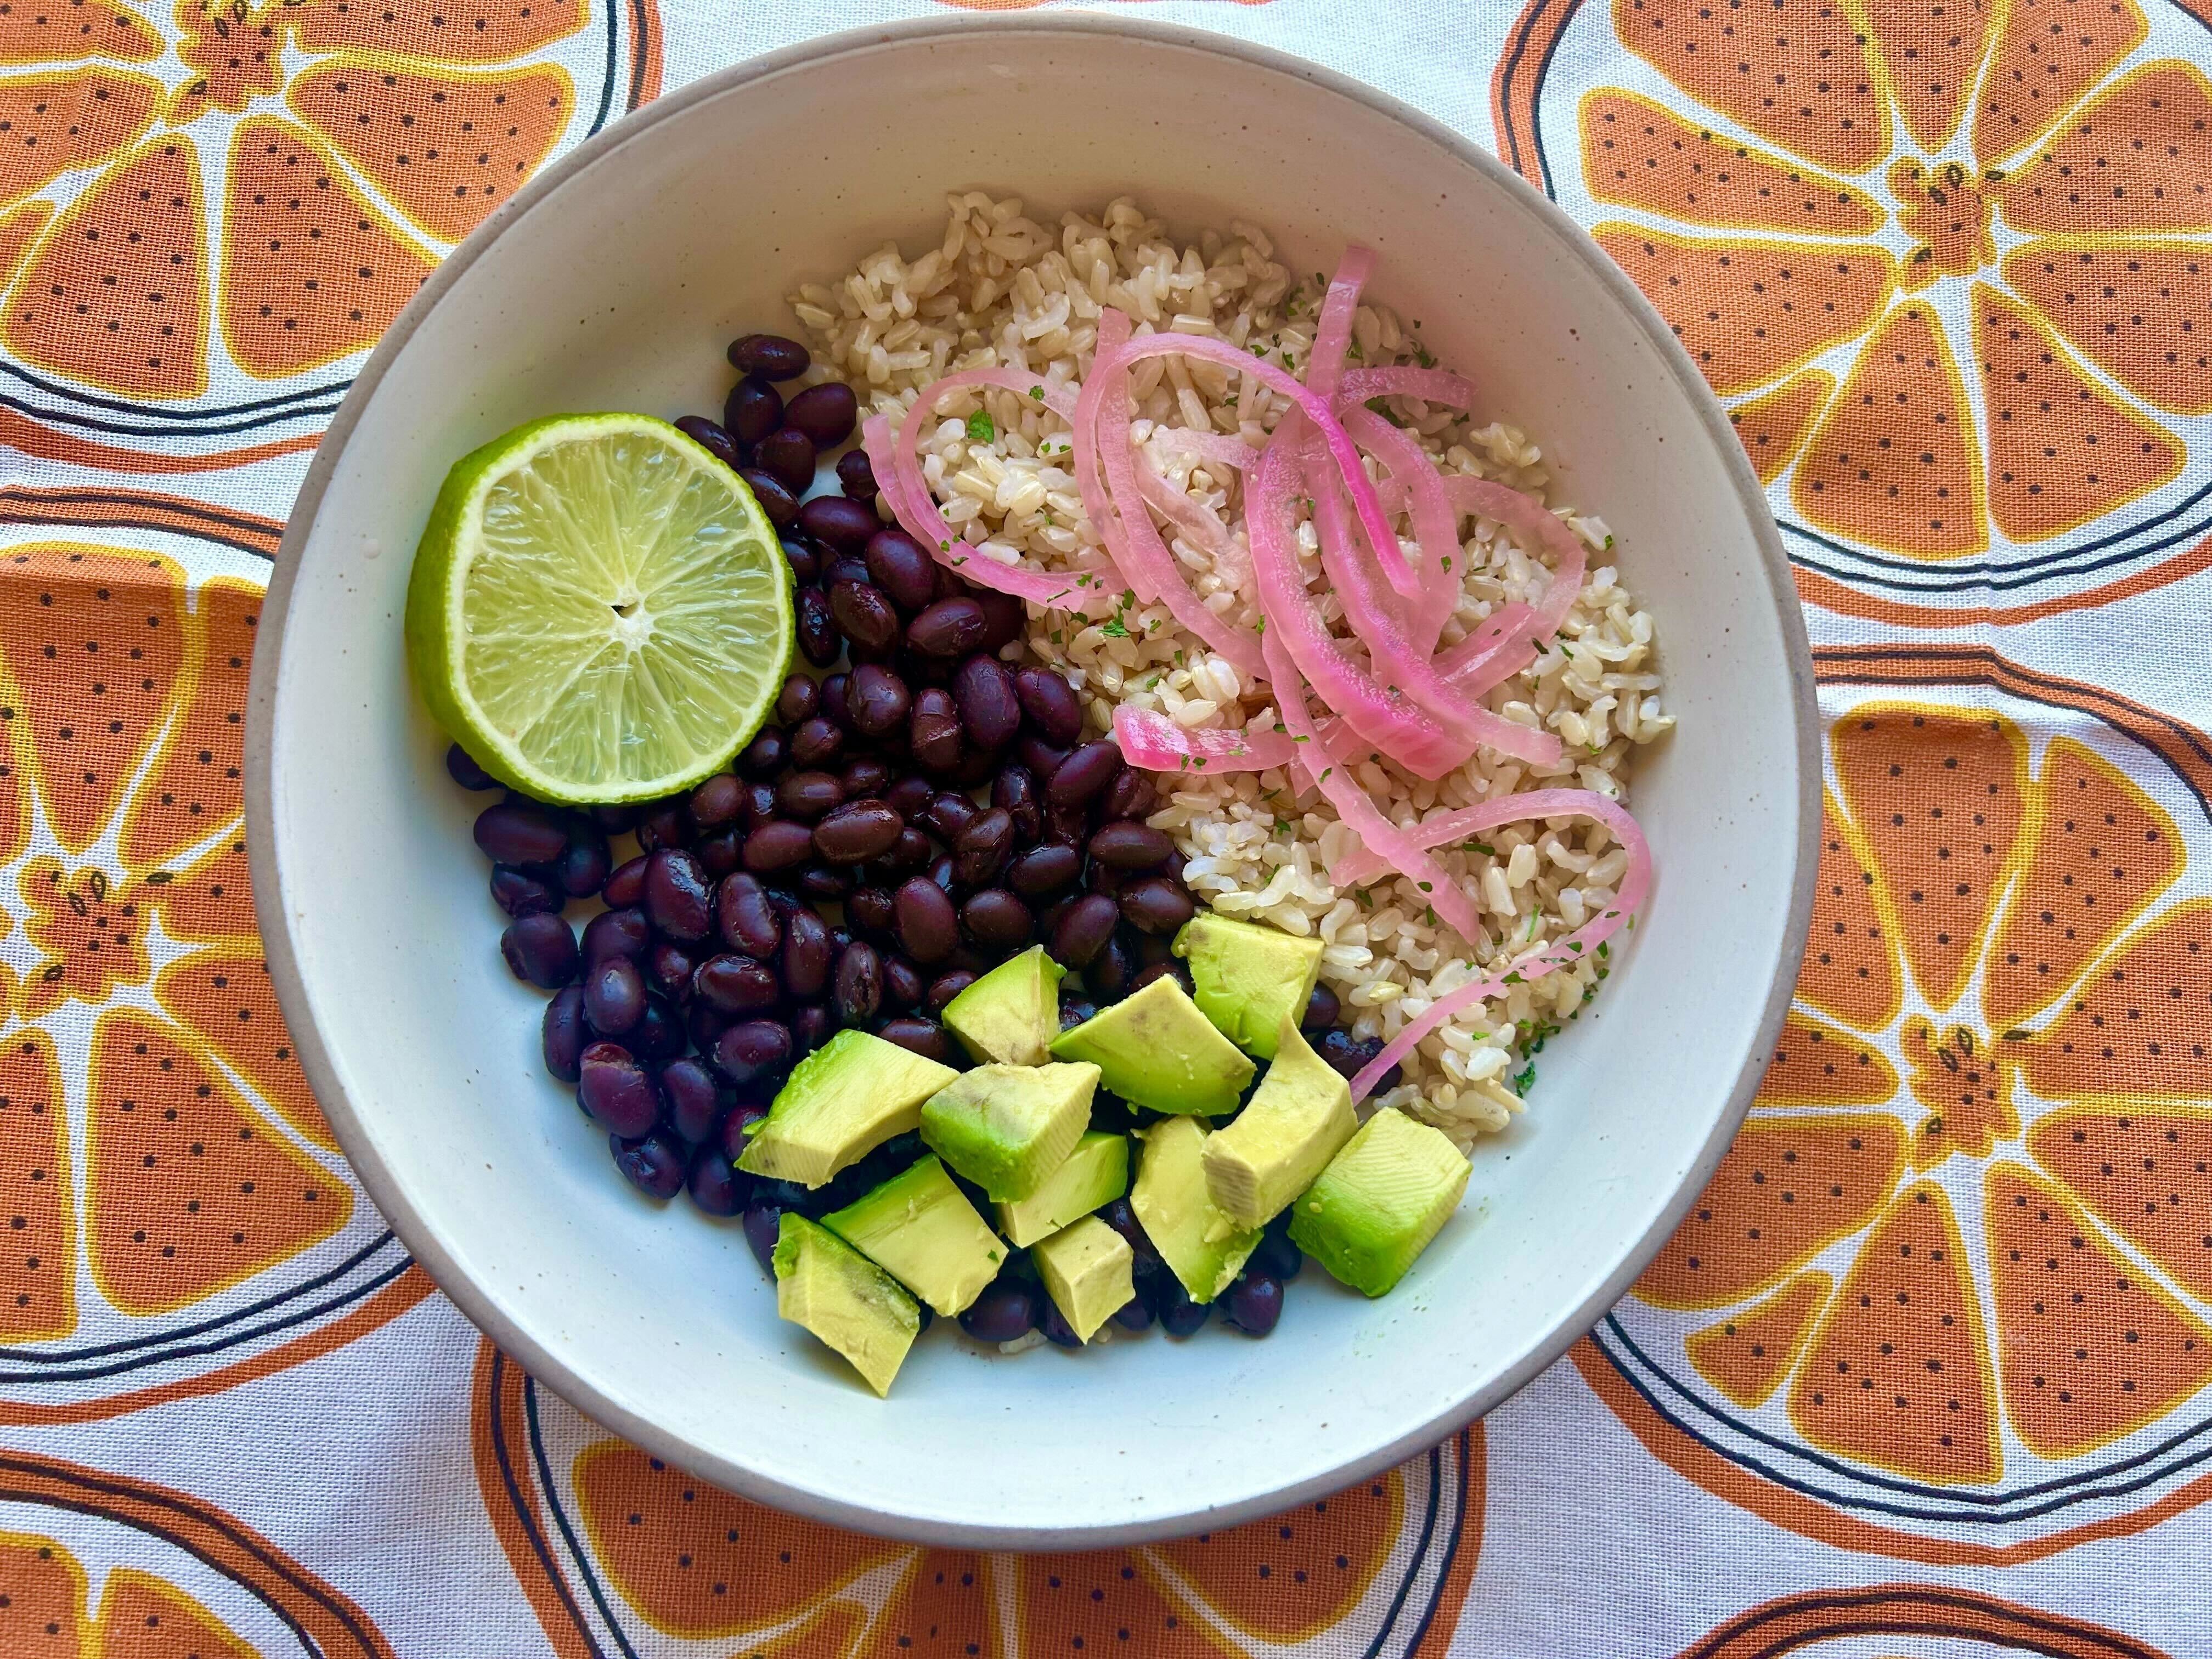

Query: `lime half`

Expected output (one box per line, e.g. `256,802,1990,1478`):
405,413,793,804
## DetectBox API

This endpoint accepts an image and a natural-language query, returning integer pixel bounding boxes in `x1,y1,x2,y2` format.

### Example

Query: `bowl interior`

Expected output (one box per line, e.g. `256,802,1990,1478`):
255,19,1813,1544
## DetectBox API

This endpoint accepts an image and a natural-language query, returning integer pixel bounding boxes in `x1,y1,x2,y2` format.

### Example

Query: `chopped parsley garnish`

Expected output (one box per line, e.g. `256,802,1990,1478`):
1100,616,1128,639
1029,385,1046,400
966,410,995,442
1511,1062,1537,1096
1364,397,1409,428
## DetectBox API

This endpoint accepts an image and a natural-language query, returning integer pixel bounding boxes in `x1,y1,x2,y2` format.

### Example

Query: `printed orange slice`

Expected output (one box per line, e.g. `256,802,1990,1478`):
1973,0,2148,168
1900,1019,2018,1169
1863,0,1998,153
97,1566,256,1658
0,1033,73,1342
1797,794,1900,1029
0,545,186,855
1973,285,2183,542
120,575,255,868
1985,736,2183,1031
1729,370,1832,484
288,60,570,244
1149,1477,1401,1643
571,1443,905,1640
0,69,160,201
1612,0,1883,172
0,200,50,288
17,854,152,1017
0,0,160,62
872,1555,994,1659
1999,62,2212,234
155,951,331,1148
1986,1161,2212,1459
2003,241,2212,417
1793,303,1987,558
218,119,436,380
1787,1183,2001,1485
1592,230,1893,396
1639,1115,1904,1310
1832,706,2026,1010
290,0,586,63
2,139,207,399
1686,1270,1831,1408
143,828,254,944
2029,1108,2212,1301
2019,899,2212,1100
168,0,281,123
1009,1554,1215,1658
1579,91,1879,234
0,1528,83,1654
1759,1012,1898,1107
86,1010,347,1315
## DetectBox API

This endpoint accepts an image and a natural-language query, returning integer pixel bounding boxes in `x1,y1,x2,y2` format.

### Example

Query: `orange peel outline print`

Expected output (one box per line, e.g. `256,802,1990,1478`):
1578,644,2212,1565
0,498,431,1426
0,0,662,470
1496,0,2212,626
470,1338,1482,1659
1677,1583,2173,1659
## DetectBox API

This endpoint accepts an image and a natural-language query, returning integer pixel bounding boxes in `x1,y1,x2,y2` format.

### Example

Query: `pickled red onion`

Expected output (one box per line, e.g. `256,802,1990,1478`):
1073,309,1139,596
1151,427,1256,470
1308,245,1373,401
1339,403,1464,654
1329,787,1632,887
1111,704,1300,774
1429,474,1589,696
1336,366,1474,408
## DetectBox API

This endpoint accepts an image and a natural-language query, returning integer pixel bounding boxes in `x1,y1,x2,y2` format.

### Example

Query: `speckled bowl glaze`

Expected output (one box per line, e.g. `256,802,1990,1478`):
247,14,1818,1545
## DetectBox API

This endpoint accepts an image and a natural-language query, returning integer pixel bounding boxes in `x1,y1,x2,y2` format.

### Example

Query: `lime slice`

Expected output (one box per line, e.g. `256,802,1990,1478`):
405,413,793,804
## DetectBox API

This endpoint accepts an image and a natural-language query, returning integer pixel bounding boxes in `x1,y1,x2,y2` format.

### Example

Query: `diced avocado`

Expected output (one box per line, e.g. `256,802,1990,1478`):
943,944,1065,1066
1173,911,1324,1060
995,1131,1130,1247
919,1062,1099,1201
1049,976,1255,1116
772,1214,921,1396
1131,1116,1258,1302
1201,1017,1356,1229
1289,1109,1470,1297
1031,1216,1135,1344
822,1156,1006,1317
737,1030,958,1188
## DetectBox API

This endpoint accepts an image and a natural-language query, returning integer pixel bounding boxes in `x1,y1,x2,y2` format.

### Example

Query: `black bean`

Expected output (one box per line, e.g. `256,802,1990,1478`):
788,716,845,769
693,954,781,1015
906,597,987,658
1037,1300,1082,1348
926,971,976,1013
781,909,834,1000
962,888,1032,950
884,775,935,821
791,1003,835,1057
829,580,899,653
990,765,1041,843
786,380,859,447
797,492,877,554
763,885,804,919
686,999,732,1054
975,591,1025,652
952,655,1021,749
1006,842,1081,898
674,780,735,842
1130,962,1186,995
1103,770,1158,822
635,800,693,853
1224,1274,1284,1336
1302,983,1341,1031
1318,1029,1401,1093
793,584,840,668
591,802,645,834
738,468,800,528
446,743,499,791
675,414,740,466
723,1103,769,1159
1085,860,1125,899
928,854,957,895
813,799,903,864
822,555,871,589
847,885,898,941
611,1130,689,1200
781,538,819,588
641,849,713,941
741,1205,782,1273
864,528,938,611
847,664,911,737
836,447,878,499
1036,894,1075,943
833,942,883,1025
714,872,782,959
738,724,790,777
1049,894,1120,969
775,770,843,823
632,998,686,1061
959,1282,1036,1343
895,877,960,963
727,333,810,380
1133,929,1175,968
923,789,979,842
1044,799,1092,846
660,1057,725,1145
742,820,814,874
1112,1295,1154,1333
819,672,853,729
694,827,741,880
1017,735,1071,779
799,865,851,900
1090,932,1136,997
475,801,568,867
602,854,648,908
951,746,1001,788
489,865,561,917
1013,667,1084,745
724,373,784,441
882,955,924,1011
687,1150,744,1216
1048,740,1121,806
1251,1223,1304,1280
1058,992,1099,1032
578,1041,658,1136
953,808,1014,887
583,955,647,1036
771,674,820,728
1088,822,1173,871
909,690,965,774
881,827,932,876
840,757,893,799
1155,1277,1211,1337
1097,1196,1161,1274
737,781,777,831
1119,876,1194,936
501,912,577,988
541,986,586,1082
756,427,818,495
646,941,698,1001
714,1020,793,1086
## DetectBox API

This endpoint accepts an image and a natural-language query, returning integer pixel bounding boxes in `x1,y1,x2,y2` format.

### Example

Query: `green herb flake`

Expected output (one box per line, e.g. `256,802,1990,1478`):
1461,838,1498,856
1440,555,1452,572
1364,396,1410,429
1100,616,1128,639
1029,385,1046,400
1511,1062,1537,1096
966,410,995,442
1416,881,1433,893
1346,338,1365,362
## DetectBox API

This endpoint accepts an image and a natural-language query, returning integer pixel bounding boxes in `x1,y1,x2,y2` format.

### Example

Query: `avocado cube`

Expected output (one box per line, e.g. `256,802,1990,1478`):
1132,1116,1259,1304
1201,1018,1356,1229
943,944,1066,1066
772,1214,921,1397
995,1131,1130,1248
920,1062,1099,1202
1173,911,1324,1060
1031,1216,1135,1344
1049,976,1255,1116
737,1030,958,1189
823,1156,1006,1317
1289,1109,1470,1297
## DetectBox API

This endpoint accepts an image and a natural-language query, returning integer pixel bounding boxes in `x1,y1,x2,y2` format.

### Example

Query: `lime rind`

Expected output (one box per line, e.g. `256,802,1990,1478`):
405,413,793,805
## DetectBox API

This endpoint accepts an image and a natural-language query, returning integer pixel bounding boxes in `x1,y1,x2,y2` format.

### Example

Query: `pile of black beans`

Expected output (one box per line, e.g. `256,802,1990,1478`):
453,331,1400,1348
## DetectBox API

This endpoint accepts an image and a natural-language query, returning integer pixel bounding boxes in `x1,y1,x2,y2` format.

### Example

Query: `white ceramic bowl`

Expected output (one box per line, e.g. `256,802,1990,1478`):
248,14,1817,1545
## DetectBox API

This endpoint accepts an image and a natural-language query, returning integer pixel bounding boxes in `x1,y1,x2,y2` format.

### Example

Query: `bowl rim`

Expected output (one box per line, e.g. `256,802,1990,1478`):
245,9,1821,1547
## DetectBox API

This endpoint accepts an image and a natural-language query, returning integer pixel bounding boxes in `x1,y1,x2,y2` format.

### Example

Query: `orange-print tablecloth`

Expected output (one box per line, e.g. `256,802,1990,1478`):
2,0,2210,1652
